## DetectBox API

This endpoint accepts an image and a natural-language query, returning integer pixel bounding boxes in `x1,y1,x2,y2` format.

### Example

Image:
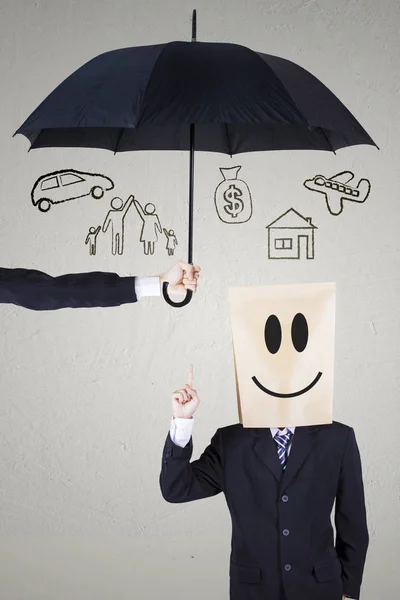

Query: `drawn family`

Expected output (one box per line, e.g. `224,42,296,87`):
85,195,177,257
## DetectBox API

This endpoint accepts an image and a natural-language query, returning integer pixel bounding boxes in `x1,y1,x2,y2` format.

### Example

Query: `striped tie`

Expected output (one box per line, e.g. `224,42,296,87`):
274,430,293,470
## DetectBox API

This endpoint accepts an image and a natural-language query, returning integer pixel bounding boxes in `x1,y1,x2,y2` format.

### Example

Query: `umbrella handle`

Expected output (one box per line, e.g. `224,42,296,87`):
162,281,193,308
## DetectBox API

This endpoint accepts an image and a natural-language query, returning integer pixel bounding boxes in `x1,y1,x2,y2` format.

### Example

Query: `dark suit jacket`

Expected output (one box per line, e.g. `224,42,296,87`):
0,267,137,310
160,421,368,600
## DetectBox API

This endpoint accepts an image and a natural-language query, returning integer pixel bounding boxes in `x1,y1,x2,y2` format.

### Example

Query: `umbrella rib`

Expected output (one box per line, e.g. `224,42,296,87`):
114,128,125,154
319,127,336,155
224,123,233,157
135,45,168,128
26,130,42,151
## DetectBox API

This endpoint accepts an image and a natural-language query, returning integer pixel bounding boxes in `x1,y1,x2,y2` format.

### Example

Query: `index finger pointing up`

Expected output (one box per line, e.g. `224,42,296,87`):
188,364,194,388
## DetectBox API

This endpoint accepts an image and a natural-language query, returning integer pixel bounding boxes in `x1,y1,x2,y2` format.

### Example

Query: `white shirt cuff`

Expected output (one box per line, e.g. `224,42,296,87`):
135,276,161,300
170,416,194,448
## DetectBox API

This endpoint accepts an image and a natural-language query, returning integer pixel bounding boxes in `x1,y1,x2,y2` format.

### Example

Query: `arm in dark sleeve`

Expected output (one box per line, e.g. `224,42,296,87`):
0,267,137,310
160,429,224,503
335,427,369,599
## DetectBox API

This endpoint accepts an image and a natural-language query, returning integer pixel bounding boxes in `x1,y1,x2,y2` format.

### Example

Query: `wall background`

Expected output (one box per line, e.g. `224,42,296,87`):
0,0,399,598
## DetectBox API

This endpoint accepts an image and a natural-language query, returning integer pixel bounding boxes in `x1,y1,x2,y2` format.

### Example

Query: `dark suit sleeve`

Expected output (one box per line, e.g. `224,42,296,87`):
0,267,137,310
160,430,224,503
335,427,369,599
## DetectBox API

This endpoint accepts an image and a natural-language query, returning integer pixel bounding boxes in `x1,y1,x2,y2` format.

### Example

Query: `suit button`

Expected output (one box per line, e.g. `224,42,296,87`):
165,453,170,458
282,495,289,503
282,529,290,536
284,564,292,572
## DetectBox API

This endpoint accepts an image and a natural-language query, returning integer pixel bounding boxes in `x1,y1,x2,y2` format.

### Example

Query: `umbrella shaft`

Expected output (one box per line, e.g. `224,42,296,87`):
188,123,195,265
188,12,196,264
191,9,197,42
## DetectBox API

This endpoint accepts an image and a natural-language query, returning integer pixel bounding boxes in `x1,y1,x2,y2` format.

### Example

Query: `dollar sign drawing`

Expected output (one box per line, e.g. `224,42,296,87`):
223,184,244,219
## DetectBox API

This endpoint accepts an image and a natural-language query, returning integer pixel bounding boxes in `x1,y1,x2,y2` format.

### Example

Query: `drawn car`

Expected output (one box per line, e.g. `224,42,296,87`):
31,169,115,212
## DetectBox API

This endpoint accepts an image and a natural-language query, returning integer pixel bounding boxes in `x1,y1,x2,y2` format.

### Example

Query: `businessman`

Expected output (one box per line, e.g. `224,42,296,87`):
160,284,368,600
0,261,200,310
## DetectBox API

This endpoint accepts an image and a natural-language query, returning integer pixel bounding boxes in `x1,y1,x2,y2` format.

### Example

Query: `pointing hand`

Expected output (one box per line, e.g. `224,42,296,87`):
172,365,200,419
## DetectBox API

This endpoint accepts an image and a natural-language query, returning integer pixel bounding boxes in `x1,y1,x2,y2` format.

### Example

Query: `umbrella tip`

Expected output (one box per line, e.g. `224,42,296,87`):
191,9,197,42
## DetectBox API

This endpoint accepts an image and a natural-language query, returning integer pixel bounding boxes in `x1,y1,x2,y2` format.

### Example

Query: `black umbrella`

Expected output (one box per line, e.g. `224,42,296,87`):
15,10,377,307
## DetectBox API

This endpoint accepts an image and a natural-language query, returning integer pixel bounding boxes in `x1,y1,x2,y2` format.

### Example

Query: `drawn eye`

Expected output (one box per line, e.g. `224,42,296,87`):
264,315,282,354
291,313,308,352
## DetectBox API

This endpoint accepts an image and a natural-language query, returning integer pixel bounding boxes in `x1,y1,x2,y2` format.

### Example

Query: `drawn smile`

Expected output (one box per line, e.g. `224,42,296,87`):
251,372,323,398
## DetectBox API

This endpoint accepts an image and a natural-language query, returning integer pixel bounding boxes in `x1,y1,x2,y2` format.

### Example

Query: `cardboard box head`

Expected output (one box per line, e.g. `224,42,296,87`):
229,282,336,428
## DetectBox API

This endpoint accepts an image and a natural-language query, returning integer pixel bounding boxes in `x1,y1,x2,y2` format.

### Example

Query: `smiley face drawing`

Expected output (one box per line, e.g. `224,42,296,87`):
229,283,336,428
252,312,323,398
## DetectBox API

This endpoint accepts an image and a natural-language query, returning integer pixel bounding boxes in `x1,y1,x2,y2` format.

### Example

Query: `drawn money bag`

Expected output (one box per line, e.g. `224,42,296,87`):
214,166,253,224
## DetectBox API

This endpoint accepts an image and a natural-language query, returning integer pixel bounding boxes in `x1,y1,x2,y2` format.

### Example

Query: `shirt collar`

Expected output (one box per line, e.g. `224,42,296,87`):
270,427,296,438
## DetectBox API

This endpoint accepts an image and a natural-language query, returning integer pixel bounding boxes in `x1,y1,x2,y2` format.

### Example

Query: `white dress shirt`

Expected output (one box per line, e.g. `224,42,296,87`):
135,276,161,300
170,417,296,452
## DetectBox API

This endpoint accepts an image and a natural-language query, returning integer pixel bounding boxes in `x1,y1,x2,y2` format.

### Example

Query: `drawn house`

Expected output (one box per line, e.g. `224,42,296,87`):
266,208,317,259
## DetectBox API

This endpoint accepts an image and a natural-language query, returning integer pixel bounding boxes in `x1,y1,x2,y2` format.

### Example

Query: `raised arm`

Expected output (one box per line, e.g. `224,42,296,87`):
133,199,146,221
160,366,224,503
122,195,135,217
160,428,224,503
335,427,369,599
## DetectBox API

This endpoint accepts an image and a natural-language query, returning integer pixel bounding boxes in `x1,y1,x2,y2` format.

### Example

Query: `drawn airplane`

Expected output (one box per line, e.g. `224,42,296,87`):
303,171,371,216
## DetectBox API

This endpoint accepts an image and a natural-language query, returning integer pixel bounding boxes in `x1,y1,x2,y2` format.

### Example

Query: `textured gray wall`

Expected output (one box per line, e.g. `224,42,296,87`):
0,0,399,598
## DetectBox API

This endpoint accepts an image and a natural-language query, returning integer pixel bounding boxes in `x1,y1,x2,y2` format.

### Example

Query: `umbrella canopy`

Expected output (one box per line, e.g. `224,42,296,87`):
15,12,376,306
16,41,375,154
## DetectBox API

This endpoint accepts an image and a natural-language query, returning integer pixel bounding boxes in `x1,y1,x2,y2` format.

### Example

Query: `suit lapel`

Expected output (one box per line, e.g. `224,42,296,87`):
251,428,282,482
281,426,320,491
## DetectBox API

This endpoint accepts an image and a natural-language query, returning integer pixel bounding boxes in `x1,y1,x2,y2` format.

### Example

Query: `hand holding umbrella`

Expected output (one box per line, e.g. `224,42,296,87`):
161,262,200,299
